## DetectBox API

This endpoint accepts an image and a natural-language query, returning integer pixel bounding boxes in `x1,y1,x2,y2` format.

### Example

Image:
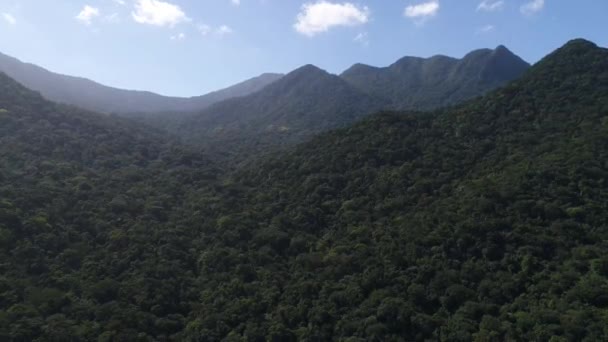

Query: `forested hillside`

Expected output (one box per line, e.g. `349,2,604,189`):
0,72,220,341
0,38,607,341
179,64,385,158
340,45,530,110
180,39,608,340
172,47,529,160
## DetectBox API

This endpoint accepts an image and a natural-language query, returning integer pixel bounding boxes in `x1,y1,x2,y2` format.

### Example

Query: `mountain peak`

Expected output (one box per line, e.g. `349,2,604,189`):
494,45,511,53
538,38,603,65
290,64,328,75
526,38,606,82
487,45,527,65
562,38,599,50
339,63,378,78
280,64,333,85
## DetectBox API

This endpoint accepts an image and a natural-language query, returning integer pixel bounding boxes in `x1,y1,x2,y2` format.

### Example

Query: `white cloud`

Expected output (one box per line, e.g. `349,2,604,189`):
196,24,233,37
171,32,186,40
294,1,370,37
197,23,211,36
132,0,189,27
477,24,495,34
104,13,120,23
216,25,233,35
2,13,16,25
231,0,241,6
520,0,544,15
404,0,439,19
76,5,100,25
353,32,369,47
113,0,126,5
477,0,504,12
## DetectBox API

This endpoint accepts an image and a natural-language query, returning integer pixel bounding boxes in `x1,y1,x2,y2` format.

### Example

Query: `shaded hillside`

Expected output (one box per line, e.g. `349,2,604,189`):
341,45,530,110
177,46,528,160
0,52,282,113
179,39,608,340
181,64,385,156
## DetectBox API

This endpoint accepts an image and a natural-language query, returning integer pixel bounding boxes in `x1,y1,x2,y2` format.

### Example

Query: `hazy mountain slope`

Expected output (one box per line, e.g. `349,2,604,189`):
181,64,385,155
177,46,528,161
178,39,608,340
340,45,530,110
191,72,284,106
0,52,282,113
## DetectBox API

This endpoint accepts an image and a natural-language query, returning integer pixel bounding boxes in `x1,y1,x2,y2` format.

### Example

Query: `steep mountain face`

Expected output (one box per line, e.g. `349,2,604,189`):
181,64,385,155
340,45,530,110
178,39,608,340
0,52,282,113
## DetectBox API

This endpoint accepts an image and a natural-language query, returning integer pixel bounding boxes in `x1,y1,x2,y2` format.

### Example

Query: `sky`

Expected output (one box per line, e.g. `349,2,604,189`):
0,0,606,97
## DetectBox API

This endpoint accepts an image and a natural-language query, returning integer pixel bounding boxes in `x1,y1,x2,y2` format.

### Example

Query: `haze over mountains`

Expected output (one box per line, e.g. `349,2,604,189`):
173,46,530,155
0,51,283,114
0,45,528,120
1,38,607,341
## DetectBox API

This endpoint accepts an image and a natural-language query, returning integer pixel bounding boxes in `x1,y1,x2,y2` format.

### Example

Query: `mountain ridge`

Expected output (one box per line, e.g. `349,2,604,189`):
173,44,530,159
180,62,384,155
0,51,283,114
0,38,607,341
340,45,530,110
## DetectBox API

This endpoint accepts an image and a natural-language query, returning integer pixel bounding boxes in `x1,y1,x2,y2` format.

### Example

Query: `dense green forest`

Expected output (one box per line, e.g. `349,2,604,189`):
0,38,607,341
340,45,529,111
0,73,219,341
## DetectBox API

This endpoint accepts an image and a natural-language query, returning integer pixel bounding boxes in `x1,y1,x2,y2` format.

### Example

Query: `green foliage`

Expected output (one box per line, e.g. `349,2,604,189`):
340,45,530,111
0,39,607,341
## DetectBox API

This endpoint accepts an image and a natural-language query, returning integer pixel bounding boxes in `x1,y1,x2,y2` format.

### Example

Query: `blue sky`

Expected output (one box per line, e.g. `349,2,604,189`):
0,0,606,96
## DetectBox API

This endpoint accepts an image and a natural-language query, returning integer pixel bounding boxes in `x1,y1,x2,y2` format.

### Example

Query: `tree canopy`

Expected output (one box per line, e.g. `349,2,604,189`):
0,39,607,341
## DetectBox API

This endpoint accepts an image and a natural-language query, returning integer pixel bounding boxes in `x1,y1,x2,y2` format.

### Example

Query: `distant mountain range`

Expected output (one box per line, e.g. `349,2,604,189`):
0,51,283,113
177,46,530,155
181,64,383,150
0,45,530,161
341,45,530,110
0,46,528,118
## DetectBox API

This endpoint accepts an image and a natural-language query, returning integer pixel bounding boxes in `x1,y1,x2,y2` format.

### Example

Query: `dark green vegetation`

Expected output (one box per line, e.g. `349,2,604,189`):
0,73,219,341
0,52,282,113
341,45,530,110
1,39,608,341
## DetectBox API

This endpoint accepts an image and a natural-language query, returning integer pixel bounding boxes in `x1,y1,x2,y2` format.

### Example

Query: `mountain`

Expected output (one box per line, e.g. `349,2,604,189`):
0,51,282,113
2,39,608,341
180,64,385,155
340,45,530,110
177,46,529,159
0,71,220,341
178,39,608,340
